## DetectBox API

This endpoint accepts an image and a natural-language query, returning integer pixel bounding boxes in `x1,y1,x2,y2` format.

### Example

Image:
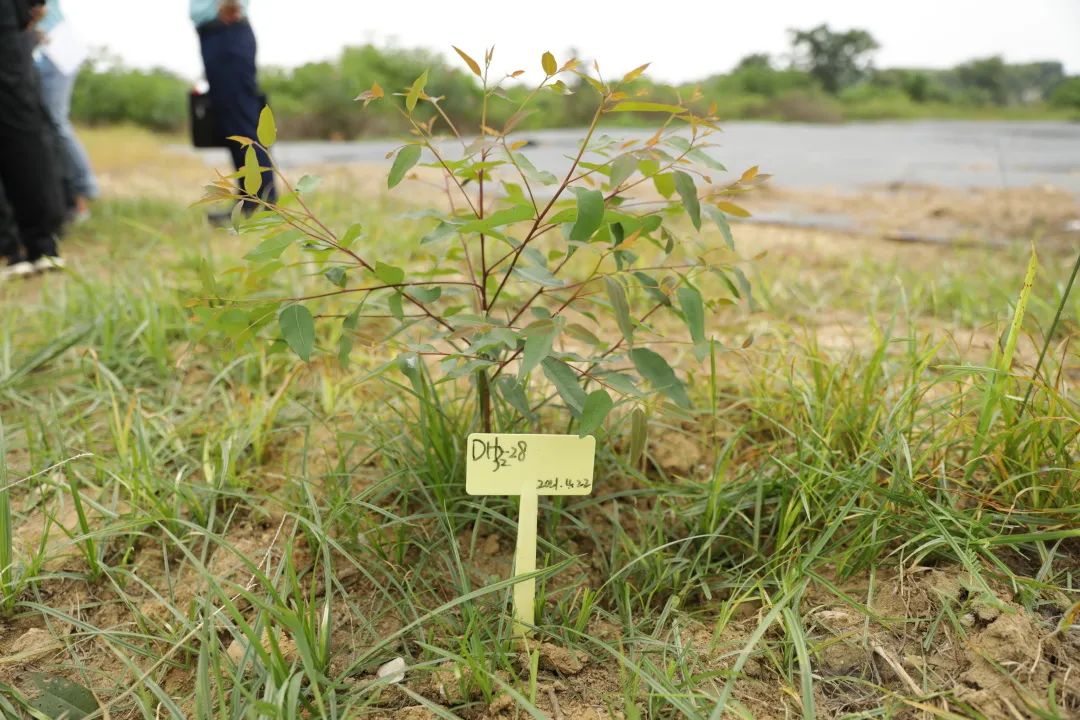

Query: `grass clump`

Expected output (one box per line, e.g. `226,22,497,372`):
0,131,1077,718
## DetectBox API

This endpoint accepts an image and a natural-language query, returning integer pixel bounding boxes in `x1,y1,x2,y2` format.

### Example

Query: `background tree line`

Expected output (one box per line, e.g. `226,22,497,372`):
71,25,1080,137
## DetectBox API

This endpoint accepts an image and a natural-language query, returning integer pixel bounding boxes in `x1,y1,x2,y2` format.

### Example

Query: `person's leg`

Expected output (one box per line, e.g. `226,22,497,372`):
0,179,22,264
0,135,63,261
200,22,276,214
36,55,98,206
0,25,64,262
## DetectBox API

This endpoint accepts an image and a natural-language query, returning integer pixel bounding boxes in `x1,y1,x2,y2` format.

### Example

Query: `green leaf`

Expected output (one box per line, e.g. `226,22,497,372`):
459,203,534,233
324,267,347,287
594,370,641,397
579,389,613,436
513,153,559,185
565,322,602,347
622,63,650,83
604,277,634,345
343,301,363,329
338,333,354,369
704,206,735,250
666,136,692,153
245,233,295,262
388,291,404,320
631,348,690,408
542,358,587,415
257,105,277,146
673,171,701,230
662,228,675,254
279,305,315,361
243,146,262,196
629,407,647,464
513,265,564,287
243,304,280,341
583,74,607,95
677,286,705,344
569,188,604,242
496,376,536,420
732,266,758,311
341,223,363,248
28,674,99,720
653,173,675,199
406,70,428,112
411,286,442,303
520,321,559,379
642,214,663,233
453,46,482,77
689,148,727,172
421,221,456,245
296,174,322,194
388,145,422,189
374,261,405,285
610,155,637,188
542,51,557,75
609,101,686,114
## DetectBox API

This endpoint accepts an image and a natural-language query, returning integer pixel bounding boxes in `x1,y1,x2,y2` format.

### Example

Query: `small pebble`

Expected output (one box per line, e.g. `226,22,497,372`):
377,657,407,684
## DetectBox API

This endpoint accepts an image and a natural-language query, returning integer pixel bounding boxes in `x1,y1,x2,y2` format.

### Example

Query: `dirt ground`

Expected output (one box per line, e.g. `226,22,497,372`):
754,183,1079,248
4,487,1077,719
1,130,1077,719
3,380,1078,719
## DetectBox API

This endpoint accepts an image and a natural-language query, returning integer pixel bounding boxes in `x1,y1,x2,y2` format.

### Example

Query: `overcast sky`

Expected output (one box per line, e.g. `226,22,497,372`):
65,0,1080,83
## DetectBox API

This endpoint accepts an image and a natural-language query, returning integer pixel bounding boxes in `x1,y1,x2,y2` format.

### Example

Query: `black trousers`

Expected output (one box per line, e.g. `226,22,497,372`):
199,19,277,211
0,4,63,261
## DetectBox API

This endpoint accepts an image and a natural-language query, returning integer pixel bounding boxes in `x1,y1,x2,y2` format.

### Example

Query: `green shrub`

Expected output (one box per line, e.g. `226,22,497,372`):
68,45,1073,137
1049,77,1080,109
71,63,188,132
745,89,843,123
839,85,921,119
261,46,483,139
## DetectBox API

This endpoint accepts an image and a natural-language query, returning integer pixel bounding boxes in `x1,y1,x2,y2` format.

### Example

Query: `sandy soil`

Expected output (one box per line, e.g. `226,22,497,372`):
1,129,1077,719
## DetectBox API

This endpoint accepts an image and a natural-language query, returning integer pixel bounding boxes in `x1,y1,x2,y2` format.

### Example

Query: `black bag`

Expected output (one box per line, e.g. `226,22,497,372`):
189,90,272,149
189,90,224,148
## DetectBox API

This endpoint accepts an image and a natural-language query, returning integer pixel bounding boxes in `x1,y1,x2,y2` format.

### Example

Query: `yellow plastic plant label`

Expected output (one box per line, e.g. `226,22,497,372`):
465,433,597,637
465,433,596,496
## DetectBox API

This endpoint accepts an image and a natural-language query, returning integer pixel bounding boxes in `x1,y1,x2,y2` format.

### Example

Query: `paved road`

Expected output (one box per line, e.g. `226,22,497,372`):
191,120,1080,194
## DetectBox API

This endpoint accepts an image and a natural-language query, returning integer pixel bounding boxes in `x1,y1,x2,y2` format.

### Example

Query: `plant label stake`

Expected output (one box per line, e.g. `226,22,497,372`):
466,433,596,637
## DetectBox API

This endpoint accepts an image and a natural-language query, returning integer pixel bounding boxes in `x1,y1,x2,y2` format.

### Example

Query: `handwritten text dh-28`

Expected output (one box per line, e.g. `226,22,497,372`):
471,436,528,472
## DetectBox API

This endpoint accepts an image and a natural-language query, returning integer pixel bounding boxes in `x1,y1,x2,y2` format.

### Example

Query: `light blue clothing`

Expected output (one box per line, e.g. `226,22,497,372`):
39,0,63,34
35,54,100,199
190,0,250,26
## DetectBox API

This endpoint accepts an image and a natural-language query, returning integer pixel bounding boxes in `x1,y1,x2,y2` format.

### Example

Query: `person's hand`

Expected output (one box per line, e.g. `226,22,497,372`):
218,0,244,23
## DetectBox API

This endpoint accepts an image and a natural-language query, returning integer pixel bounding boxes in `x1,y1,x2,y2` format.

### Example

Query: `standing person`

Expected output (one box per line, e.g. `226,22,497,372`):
192,0,276,221
34,0,98,223
0,183,20,265
0,0,65,280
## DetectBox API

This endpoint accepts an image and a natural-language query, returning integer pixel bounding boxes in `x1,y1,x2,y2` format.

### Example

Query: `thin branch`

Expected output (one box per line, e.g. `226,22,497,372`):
487,103,606,311
400,111,480,218
283,280,480,304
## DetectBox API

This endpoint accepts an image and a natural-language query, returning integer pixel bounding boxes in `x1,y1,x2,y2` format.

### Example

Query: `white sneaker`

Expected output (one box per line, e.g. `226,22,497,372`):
0,261,37,281
32,256,66,273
